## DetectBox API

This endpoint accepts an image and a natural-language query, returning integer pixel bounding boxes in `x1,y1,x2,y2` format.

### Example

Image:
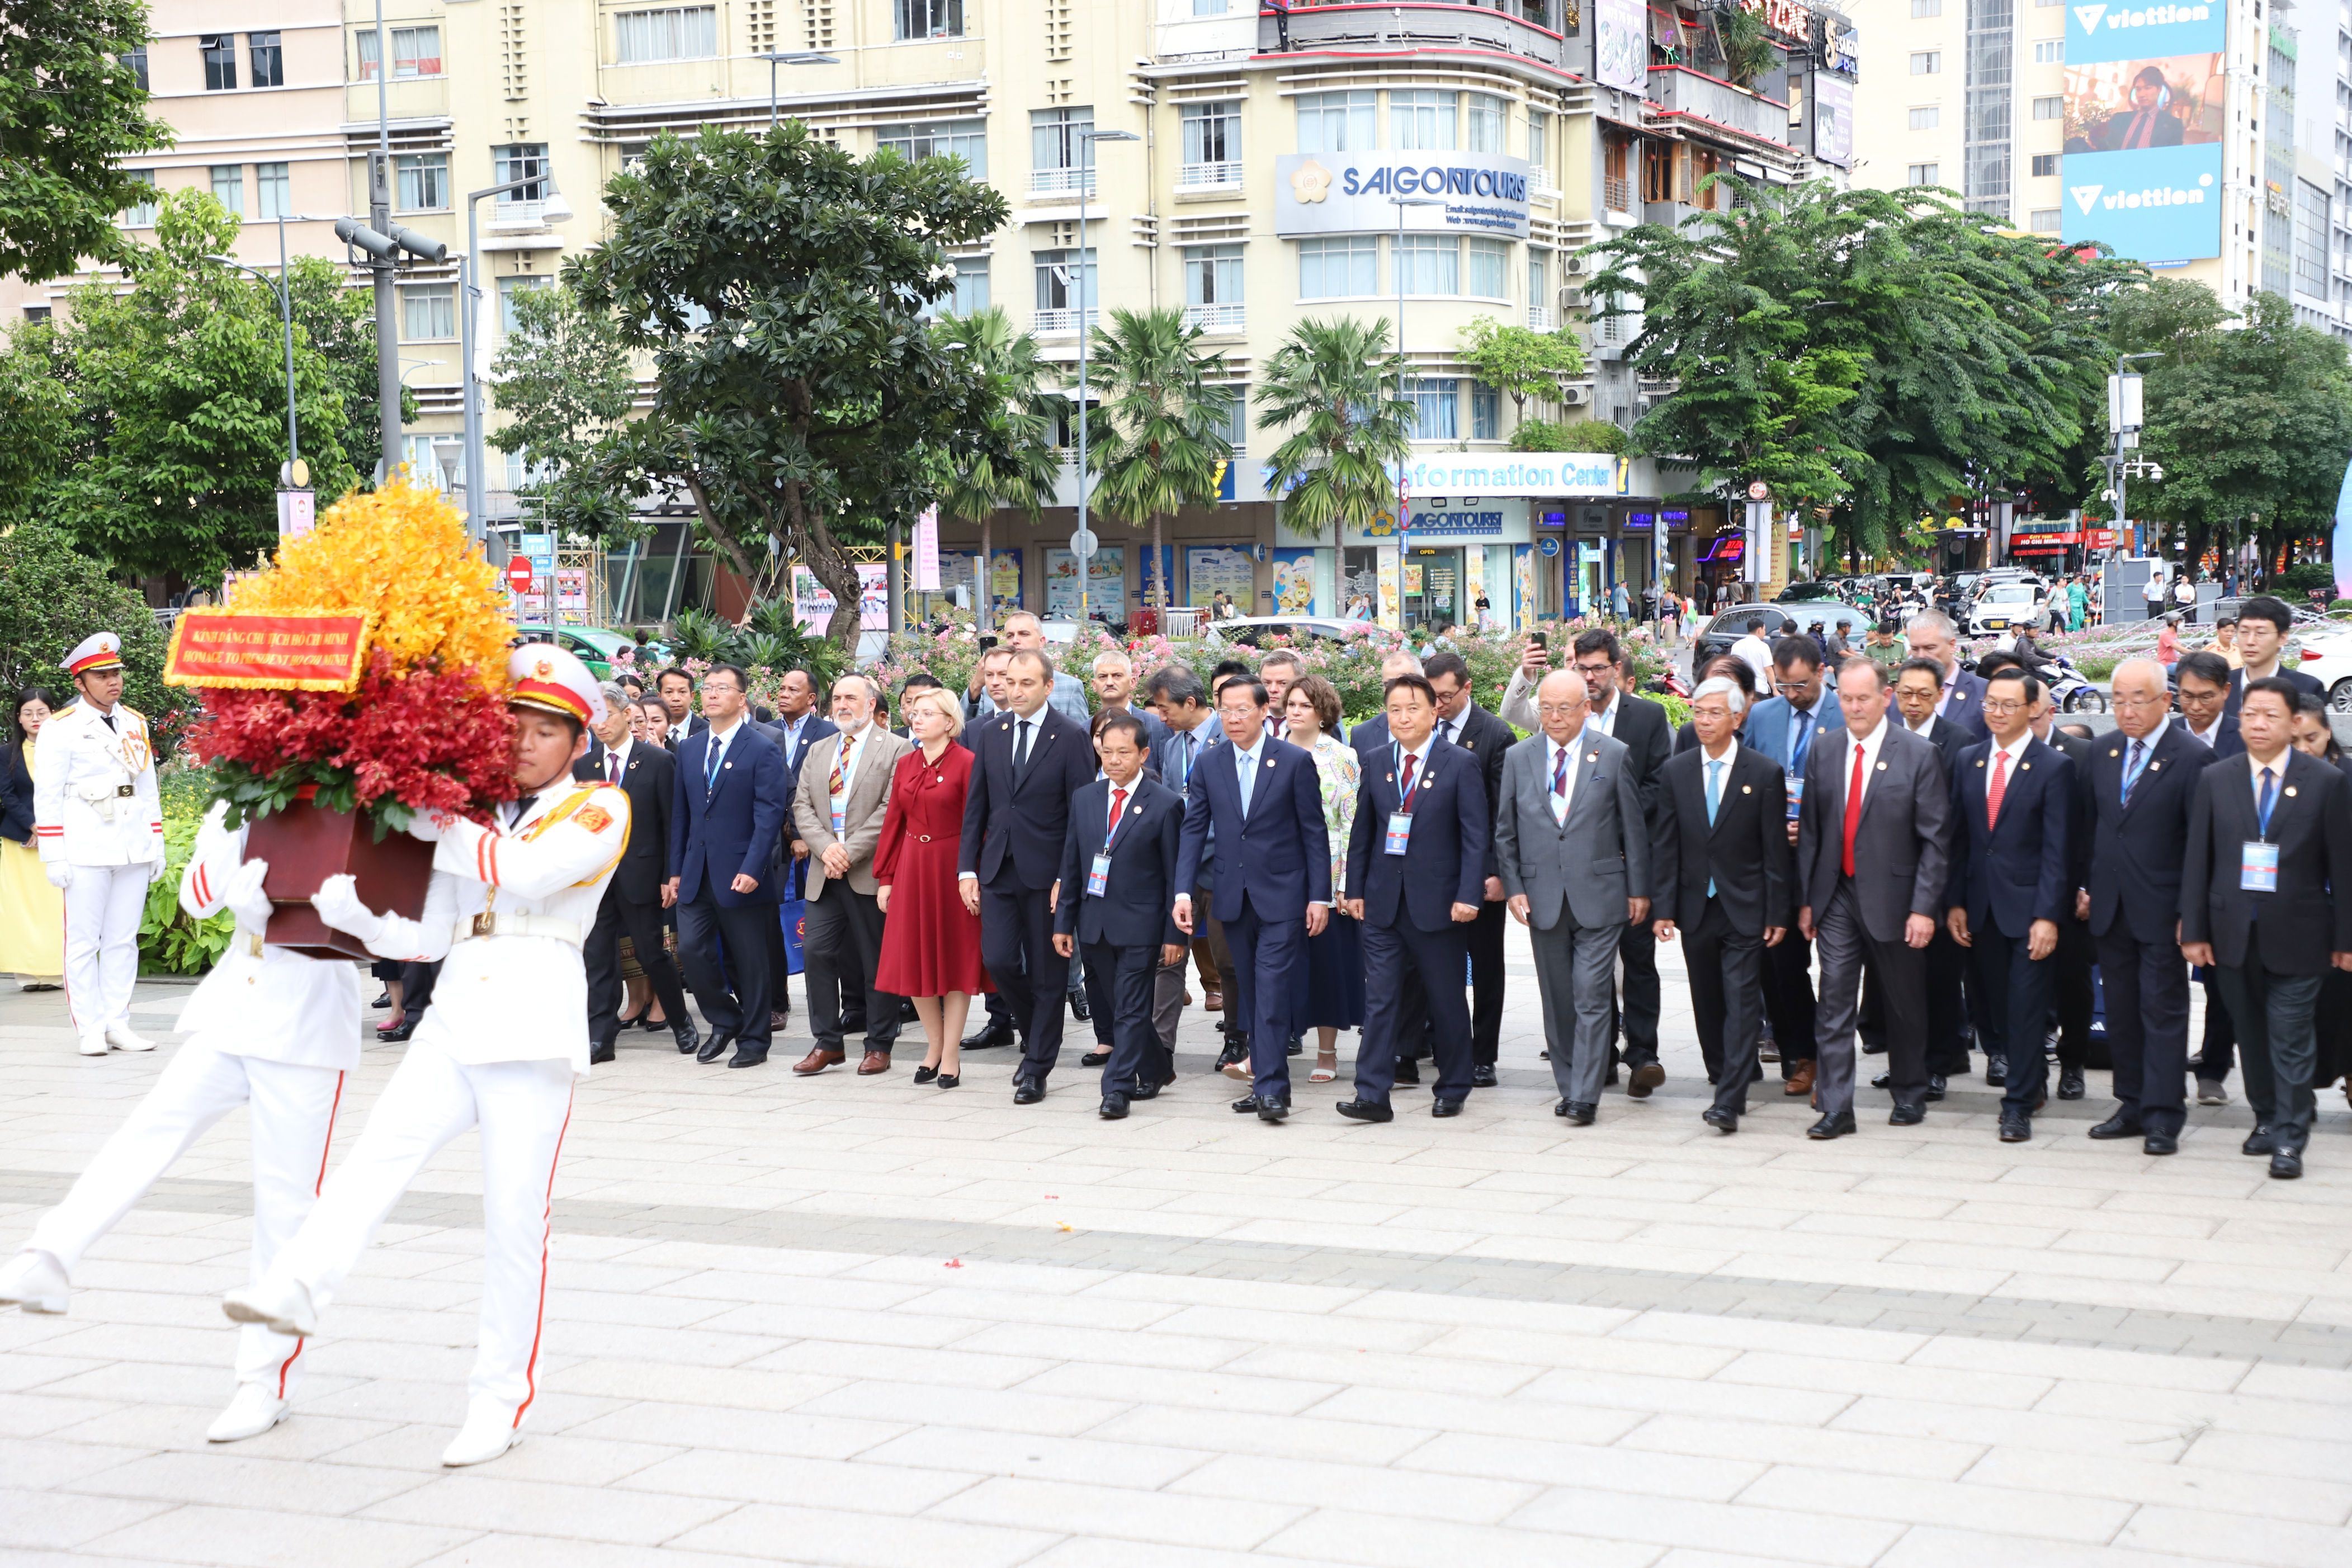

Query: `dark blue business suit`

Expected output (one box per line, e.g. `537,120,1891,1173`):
1345,736,1489,1105
1945,735,2075,1116
1057,774,1186,1097
670,721,788,1049
1174,733,1331,1097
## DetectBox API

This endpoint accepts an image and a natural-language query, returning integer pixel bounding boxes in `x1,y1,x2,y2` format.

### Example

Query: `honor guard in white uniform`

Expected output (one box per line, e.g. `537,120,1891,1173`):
224,646,628,1468
0,804,361,1442
33,633,165,1055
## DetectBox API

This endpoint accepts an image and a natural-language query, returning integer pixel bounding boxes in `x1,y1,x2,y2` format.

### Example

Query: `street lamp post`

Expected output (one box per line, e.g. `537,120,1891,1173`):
459,176,573,544
1073,129,1137,630
1390,195,1443,630
206,209,311,472
758,51,839,130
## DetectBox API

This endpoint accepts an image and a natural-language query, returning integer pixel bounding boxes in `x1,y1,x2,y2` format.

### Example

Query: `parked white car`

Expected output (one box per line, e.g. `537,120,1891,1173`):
2291,627,2352,711
1968,582,2050,637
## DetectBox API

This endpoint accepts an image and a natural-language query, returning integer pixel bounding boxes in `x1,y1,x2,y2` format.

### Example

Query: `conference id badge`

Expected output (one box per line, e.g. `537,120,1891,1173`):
830,811,846,837
1087,852,1113,898
2241,840,2280,893
1786,774,1806,823
1385,811,1414,856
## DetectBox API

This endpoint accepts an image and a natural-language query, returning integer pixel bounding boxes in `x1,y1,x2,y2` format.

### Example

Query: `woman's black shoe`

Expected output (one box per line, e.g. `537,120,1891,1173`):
370,991,392,1010
913,1065,939,1084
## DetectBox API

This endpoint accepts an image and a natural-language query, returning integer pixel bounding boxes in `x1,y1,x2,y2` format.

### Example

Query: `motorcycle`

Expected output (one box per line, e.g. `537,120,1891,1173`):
2047,655,2108,715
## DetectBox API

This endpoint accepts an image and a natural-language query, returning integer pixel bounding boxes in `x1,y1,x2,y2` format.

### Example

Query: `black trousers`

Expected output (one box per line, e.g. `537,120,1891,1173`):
400,958,441,1022
979,878,1068,1079
1084,938,1160,1097
1357,917,1472,1103
1683,897,1765,1115
2198,970,2237,1081
2096,924,2191,1136
1923,927,1973,1076
1612,918,1662,1063
586,890,689,1050
677,894,775,1046
2216,920,2325,1145
1761,929,1819,1070
804,886,901,1054
2053,913,2094,1069
1468,898,1507,1066
1974,922,2058,1115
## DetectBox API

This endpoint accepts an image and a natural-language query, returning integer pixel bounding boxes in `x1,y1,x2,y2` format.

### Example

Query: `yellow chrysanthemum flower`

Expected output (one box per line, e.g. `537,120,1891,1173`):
232,479,512,688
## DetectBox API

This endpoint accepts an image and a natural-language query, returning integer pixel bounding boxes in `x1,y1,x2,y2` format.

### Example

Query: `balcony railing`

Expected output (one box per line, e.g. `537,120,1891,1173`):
1029,167,1096,196
487,199,547,228
1603,174,1634,214
1646,66,1793,149
1178,160,1244,190
1033,307,1099,334
1526,305,1552,330
1183,301,1245,332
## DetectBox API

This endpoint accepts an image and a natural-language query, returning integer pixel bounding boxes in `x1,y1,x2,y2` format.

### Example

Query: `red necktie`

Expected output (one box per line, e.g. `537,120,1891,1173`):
1987,750,2009,829
1841,740,1865,876
1399,751,1421,805
1108,785,1127,839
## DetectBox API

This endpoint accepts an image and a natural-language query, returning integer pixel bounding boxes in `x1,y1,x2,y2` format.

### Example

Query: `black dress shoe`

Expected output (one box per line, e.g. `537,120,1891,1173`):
588,1040,616,1065
1861,1039,1887,1056
1012,1078,1045,1105
1431,1098,1465,1118
1336,1098,1394,1123
1287,1035,1303,1057
1924,1074,1947,1102
1215,1040,1250,1071
726,1045,769,1069
370,990,392,1009
1626,1060,1665,1098
1068,989,1090,1022
1099,1093,1129,1120
641,1014,668,1033
2087,1113,2143,1140
1255,1093,1290,1123
1806,1111,1857,1140
672,1023,701,1057
1558,1101,1597,1125
1231,1094,1261,1113
960,1022,1016,1050
1985,1057,2006,1086
1888,1103,1925,1126
1130,1076,1173,1101
2269,1146,2304,1179
2057,1068,2086,1101
1999,1113,2030,1142
1080,1050,1111,1068
2143,1130,2179,1155
1393,1057,1421,1085
913,1064,938,1084
2243,1125,2275,1156
1870,1072,1892,1090
377,1018,418,1043
697,1031,732,1064
1470,1064,1498,1088
900,998,921,1024
1702,1107,1737,1134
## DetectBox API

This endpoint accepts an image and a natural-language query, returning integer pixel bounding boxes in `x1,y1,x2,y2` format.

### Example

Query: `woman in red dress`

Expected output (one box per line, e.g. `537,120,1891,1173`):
874,687,992,1088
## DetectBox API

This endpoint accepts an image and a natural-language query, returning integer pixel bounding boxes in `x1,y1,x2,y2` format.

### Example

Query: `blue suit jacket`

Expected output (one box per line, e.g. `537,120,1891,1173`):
670,722,788,907
1940,669,1991,741
1173,734,1331,923
1055,774,1187,949
1345,736,1489,932
1742,692,1843,778
1944,735,2075,937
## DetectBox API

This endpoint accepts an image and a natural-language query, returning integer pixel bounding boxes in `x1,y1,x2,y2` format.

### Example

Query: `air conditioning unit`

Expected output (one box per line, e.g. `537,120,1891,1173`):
1564,252,1589,276
1559,287,1590,310
1560,385,1589,405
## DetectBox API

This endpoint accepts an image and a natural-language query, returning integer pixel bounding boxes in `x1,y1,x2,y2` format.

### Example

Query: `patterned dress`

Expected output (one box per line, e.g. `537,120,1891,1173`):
1295,731,1364,1033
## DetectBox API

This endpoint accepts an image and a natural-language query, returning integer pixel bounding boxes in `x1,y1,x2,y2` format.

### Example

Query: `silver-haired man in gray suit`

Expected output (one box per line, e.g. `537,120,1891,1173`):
1494,669,1651,1125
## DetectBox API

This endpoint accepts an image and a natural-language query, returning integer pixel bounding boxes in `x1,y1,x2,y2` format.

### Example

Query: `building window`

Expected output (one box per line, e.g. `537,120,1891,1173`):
615,7,719,63
1911,0,1941,13
202,35,237,91
1410,377,1459,440
254,162,291,220
1193,0,1229,14
249,31,284,89
895,0,965,41
1527,110,1551,177
1909,106,1940,130
1466,237,1508,299
1471,382,1500,441
1180,101,1241,185
1031,106,1095,192
1184,243,1245,329
877,119,987,179
2033,39,2063,63
358,25,445,79
1391,89,1458,152
403,284,456,340
2032,96,2063,120
493,144,548,204
121,45,147,92
1297,89,1375,153
921,257,990,317
1908,162,1941,185
2298,180,2330,290
498,275,550,334
210,164,244,216
398,153,450,210
1033,248,1097,330
1465,92,1507,154
1395,234,1459,295
120,169,157,228
2029,209,2061,232
1910,51,1942,74
23,305,52,322
2030,153,2058,178
1528,249,1548,319
1298,235,1377,297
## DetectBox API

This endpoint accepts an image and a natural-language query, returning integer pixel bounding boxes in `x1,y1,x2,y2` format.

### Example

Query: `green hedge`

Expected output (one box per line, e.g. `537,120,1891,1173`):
140,762,233,975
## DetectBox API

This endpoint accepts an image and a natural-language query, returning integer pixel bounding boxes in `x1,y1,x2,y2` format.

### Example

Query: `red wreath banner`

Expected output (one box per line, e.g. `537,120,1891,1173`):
165,610,373,692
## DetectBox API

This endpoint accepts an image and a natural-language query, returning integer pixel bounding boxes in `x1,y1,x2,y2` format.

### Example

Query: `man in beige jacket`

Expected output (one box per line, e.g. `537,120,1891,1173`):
791,673,914,1075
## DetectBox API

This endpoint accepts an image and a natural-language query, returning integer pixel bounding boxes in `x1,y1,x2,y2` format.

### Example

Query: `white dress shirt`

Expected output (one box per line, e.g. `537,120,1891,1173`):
2182,715,2227,750
826,727,867,828
598,736,632,786
1844,716,1891,815
1544,734,1580,825
1587,693,1619,740
702,715,743,780
1983,733,2027,816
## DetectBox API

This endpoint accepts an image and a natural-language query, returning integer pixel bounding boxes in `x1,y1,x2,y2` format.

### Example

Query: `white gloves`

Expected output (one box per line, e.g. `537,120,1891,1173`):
225,858,273,930
405,808,454,844
44,862,72,891
311,873,386,944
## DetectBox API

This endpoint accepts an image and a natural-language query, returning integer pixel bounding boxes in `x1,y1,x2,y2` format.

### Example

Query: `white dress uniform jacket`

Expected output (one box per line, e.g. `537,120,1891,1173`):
32,701,163,868
175,802,363,1069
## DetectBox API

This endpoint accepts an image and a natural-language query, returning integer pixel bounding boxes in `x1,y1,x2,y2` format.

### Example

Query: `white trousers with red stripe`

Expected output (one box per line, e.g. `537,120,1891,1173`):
266,1040,574,1415
62,863,148,1037
27,1044,344,1394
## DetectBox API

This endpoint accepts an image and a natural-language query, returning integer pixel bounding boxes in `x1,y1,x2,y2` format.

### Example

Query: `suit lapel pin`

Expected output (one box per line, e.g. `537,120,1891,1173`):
2288,786,2298,797
2109,748,2120,757
1586,751,1598,762
2020,762,2030,771
1977,759,1985,768
1741,784,1751,794
1876,762,1887,771
2150,762,2160,769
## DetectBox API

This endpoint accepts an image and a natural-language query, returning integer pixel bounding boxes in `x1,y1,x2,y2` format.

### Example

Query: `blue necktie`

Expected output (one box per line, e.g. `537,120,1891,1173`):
1789,712,1811,777
1704,758,1723,898
2120,738,2147,805
705,735,722,793
2257,766,2278,835
1236,748,1256,817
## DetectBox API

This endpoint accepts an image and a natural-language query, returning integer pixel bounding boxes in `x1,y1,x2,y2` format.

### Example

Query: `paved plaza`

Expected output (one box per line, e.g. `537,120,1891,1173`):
3,926,2350,1567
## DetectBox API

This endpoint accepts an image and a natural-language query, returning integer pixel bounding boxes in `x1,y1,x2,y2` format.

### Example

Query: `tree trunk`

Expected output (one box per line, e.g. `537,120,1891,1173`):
977,512,994,633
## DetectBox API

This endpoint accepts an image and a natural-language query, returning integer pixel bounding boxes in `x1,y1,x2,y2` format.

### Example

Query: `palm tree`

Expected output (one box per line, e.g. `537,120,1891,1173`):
1255,317,1418,580
1084,307,1235,616
936,306,1063,632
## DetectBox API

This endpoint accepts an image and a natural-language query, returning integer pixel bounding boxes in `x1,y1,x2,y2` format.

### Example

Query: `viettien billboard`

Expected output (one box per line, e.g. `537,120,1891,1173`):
2060,3,2226,261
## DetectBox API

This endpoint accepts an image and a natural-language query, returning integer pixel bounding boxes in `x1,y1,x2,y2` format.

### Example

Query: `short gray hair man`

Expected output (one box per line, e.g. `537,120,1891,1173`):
1690,674,1749,716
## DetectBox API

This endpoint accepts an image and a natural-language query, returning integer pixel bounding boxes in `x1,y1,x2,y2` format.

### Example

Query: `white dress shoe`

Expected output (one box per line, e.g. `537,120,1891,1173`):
441,1399,523,1467
0,1249,70,1314
221,1278,316,1337
206,1383,289,1443
105,1025,154,1052
77,1033,107,1057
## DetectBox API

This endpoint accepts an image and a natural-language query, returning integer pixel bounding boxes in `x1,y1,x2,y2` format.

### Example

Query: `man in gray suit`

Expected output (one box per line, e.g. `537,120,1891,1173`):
1796,660,1953,1138
790,674,914,1076
1495,670,1651,1125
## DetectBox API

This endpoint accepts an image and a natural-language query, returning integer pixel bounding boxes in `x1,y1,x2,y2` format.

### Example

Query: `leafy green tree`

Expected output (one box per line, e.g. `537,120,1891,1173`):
1083,307,1235,613
933,306,1064,631
1457,314,1586,427
1509,417,1627,454
0,522,173,730
489,279,639,536
0,318,77,503
0,0,174,283
569,122,1010,643
1255,315,1415,561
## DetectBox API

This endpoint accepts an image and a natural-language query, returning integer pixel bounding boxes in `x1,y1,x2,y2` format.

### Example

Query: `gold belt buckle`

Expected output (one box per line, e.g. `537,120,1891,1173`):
470,913,498,938
115,785,135,798
248,934,265,959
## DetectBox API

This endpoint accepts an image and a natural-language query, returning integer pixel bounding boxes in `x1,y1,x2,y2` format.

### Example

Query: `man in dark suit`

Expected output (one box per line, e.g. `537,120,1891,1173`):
655,667,710,749
2174,652,2246,757
1338,673,1490,1121
1741,636,1840,1100
1945,668,2076,1142
762,668,837,1027
1892,654,1976,1090
667,663,787,1069
1345,650,1429,762
2080,658,2216,1155
1053,712,1186,1119
2180,676,2352,1179
1424,651,1513,1087
1650,674,1791,1132
2033,697,2098,1103
576,683,697,1064
1902,608,1990,742
2223,596,2325,715
1569,629,1675,1095
1174,674,1333,1122
1145,665,1236,1058
1348,649,1433,1083
960,648,1098,1101
1796,660,1952,1137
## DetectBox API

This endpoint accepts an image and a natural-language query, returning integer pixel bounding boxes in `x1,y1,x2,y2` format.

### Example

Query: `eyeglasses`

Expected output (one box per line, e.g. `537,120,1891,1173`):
1980,698,2028,715
1536,703,1586,717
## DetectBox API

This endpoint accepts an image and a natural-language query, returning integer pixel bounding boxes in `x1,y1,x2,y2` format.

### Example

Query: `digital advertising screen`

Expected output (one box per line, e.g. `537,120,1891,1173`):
2060,4,2226,261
